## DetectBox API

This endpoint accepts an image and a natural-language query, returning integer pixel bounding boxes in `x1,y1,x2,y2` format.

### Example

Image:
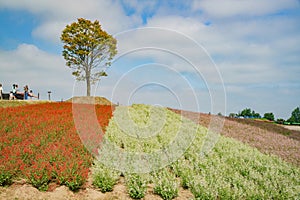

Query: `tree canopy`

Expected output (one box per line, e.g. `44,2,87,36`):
263,112,275,121
288,107,300,123
238,108,261,118
61,18,117,96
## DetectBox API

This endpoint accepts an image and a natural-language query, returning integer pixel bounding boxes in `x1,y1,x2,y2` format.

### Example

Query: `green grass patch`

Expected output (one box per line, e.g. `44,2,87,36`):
0,100,49,108
92,161,120,193
125,173,147,199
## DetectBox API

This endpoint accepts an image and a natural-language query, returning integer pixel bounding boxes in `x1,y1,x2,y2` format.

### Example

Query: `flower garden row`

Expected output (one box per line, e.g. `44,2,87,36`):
1,102,299,199
0,102,114,191
92,104,300,199
171,109,300,166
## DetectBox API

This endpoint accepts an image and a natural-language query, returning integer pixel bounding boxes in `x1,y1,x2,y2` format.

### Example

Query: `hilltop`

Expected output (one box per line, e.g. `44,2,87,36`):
0,100,50,108
66,96,114,105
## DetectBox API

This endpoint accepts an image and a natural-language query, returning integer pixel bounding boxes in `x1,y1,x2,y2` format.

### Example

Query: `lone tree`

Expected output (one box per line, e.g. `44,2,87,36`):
61,18,117,96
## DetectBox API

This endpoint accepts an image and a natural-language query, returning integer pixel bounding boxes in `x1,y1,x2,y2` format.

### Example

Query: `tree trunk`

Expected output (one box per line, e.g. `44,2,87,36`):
86,79,91,96
86,71,91,96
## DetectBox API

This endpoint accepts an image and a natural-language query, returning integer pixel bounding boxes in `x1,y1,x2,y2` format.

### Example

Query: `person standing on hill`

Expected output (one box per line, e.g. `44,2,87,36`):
24,85,29,100
10,84,16,100
15,84,20,94
0,83,3,100
11,84,22,99
12,84,17,98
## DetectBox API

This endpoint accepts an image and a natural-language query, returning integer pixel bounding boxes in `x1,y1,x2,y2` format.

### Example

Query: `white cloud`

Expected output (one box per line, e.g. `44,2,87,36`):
0,0,141,44
32,21,67,44
192,0,299,18
95,68,213,113
114,25,223,88
0,44,61,71
0,44,73,100
115,12,300,85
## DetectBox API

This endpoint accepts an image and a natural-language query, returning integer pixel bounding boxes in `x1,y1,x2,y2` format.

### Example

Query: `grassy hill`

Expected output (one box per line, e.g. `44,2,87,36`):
0,103,299,199
66,96,114,105
0,96,114,108
228,117,300,140
171,108,300,166
0,100,49,108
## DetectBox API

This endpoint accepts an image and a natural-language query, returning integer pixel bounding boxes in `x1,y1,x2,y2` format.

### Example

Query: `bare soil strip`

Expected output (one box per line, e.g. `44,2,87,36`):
283,125,300,132
0,177,193,200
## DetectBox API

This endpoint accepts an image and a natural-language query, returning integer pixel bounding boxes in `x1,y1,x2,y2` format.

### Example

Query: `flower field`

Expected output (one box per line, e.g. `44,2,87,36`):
0,102,114,191
171,109,300,166
0,102,299,199
92,104,300,199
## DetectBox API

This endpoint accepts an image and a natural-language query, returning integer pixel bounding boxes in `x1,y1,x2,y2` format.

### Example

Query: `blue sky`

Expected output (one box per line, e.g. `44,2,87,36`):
0,0,299,119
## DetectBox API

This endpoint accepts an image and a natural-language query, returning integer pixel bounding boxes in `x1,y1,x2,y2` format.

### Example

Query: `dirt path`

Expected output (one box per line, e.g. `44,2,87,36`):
171,109,300,166
283,125,300,131
0,176,193,200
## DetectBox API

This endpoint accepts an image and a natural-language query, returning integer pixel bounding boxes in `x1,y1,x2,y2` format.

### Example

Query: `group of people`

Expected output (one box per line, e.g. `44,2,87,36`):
0,83,38,100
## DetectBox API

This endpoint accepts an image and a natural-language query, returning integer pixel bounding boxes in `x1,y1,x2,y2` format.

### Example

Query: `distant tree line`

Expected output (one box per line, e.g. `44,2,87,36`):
229,108,261,119
228,106,300,125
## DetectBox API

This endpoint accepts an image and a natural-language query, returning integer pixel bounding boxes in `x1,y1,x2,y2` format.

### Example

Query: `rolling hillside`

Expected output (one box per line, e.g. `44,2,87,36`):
0,103,299,199
171,108,300,166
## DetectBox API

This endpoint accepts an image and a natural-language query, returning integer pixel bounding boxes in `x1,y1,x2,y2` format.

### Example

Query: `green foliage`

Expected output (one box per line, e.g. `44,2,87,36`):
153,169,179,200
187,137,300,199
190,176,214,200
96,104,201,175
170,158,194,189
92,104,300,199
179,167,194,189
61,18,117,96
103,105,176,153
240,108,251,117
52,162,88,191
263,112,275,121
125,173,147,199
0,100,47,108
92,161,119,193
238,108,261,118
0,170,13,186
28,168,50,191
64,173,85,191
276,118,285,124
288,107,300,123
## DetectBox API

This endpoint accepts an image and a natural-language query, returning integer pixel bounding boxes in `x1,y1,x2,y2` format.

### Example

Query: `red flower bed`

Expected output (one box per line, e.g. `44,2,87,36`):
0,102,114,191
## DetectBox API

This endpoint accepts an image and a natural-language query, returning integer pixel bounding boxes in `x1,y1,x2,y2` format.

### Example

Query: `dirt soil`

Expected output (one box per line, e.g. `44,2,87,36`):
283,125,300,131
0,176,193,200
